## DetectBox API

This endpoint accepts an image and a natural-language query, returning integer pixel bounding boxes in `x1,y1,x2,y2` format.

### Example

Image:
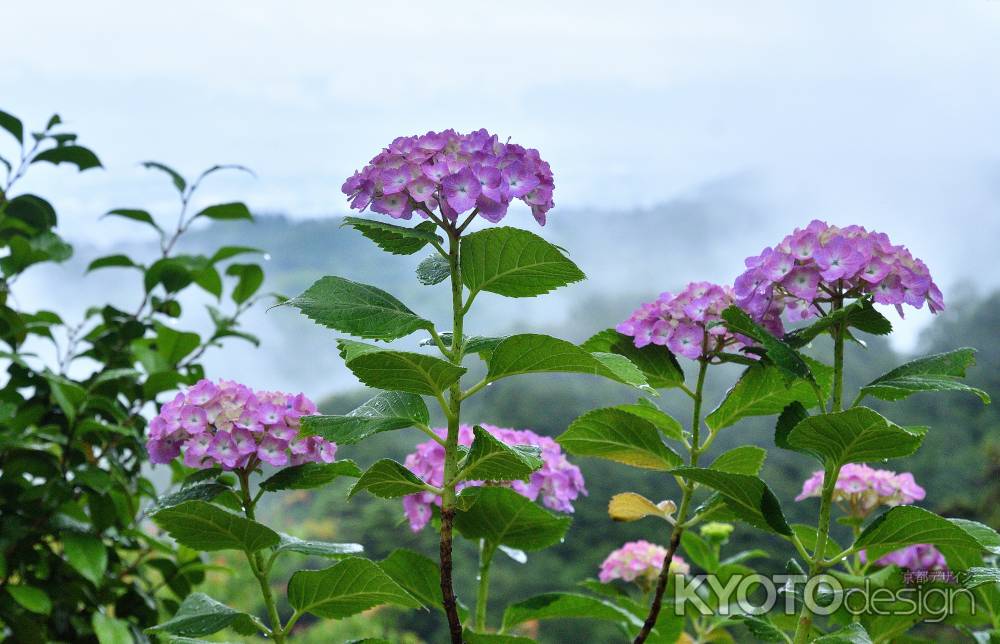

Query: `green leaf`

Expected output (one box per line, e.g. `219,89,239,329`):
63,532,107,585
463,632,535,644
145,258,193,293
6,586,51,615
101,208,162,231
792,524,843,559
33,145,102,171
300,391,429,445
349,459,428,499
785,407,926,467
274,534,364,559
142,161,187,192
959,567,1000,590
813,623,873,643
671,467,792,535
681,531,719,573
457,425,543,482
775,401,810,450
287,557,421,619
154,483,230,510
289,276,432,341
501,592,642,630
210,245,263,263
784,299,892,348
706,360,831,430
86,254,140,273
581,328,684,389
225,263,263,304
416,254,450,285
194,202,252,221
558,407,681,470
486,334,651,392
733,614,788,642
259,461,361,492
342,216,442,255
611,398,685,442
146,592,255,637
857,348,990,404
454,487,571,550
151,500,280,552
710,445,767,475
337,339,466,395
380,549,467,618
0,109,24,142
721,305,816,382
460,226,585,297
92,613,132,644
855,506,1000,561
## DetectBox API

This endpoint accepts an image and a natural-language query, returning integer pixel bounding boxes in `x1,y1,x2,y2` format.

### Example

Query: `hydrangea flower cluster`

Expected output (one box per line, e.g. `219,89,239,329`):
146,379,336,470
616,282,747,359
861,544,949,573
341,129,555,225
795,464,925,517
598,540,690,585
734,220,944,335
401,424,586,532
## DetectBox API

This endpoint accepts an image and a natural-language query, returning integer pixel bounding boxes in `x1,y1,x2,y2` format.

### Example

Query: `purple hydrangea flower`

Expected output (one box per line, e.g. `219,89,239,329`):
795,464,926,518
598,541,690,585
341,129,555,225
615,282,748,359
401,424,587,532
146,379,335,472
860,543,949,574
733,221,944,335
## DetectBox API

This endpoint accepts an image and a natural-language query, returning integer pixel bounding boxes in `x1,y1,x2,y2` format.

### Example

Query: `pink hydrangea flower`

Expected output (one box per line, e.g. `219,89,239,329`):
860,543,949,574
795,464,925,517
734,221,944,335
616,282,748,359
341,129,555,225
598,540,690,585
146,379,335,471
401,424,586,532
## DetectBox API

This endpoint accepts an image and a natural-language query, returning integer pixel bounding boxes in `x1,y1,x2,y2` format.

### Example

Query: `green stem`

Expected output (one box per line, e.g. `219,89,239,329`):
831,296,845,413
439,225,465,644
237,471,285,643
633,359,708,644
475,539,496,631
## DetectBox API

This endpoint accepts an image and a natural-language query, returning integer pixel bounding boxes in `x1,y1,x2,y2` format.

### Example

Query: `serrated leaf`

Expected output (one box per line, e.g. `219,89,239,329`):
558,407,681,470
274,534,364,558
259,461,361,491
152,500,280,552
813,623,873,643
63,532,107,585
732,614,787,642
380,549,468,618
581,328,684,389
775,401,809,450
299,391,429,445
857,348,990,404
783,299,892,348
672,467,791,535
721,305,816,383
337,339,466,395
454,487,571,550
349,459,428,499
416,254,450,285
486,334,651,392
460,226,585,297
706,360,831,430
342,216,442,255
959,567,1000,590
457,425,543,483
710,445,767,475
501,592,642,630
287,557,421,619
146,592,255,637
785,407,926,467
612,398,685,441
289,276,433,341
608,492,674,523
154,483,229,510
855,506,1000,561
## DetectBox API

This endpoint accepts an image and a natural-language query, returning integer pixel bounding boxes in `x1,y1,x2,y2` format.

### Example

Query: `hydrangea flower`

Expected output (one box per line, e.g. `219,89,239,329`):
598,540,690,585
401,424,586,532
615,282,748,359
861,544,949,573
341,129,555,225
795,464,925,517
734,220,944,335
146,379,336,471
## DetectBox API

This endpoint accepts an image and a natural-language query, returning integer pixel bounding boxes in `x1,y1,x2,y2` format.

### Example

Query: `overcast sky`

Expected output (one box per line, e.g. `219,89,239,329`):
3,1,1000,351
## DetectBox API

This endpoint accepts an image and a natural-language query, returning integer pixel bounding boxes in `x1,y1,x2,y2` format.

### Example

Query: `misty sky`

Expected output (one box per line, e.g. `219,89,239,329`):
3,1,1000,353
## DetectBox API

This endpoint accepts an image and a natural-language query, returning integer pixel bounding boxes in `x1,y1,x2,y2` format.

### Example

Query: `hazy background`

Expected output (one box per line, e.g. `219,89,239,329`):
4,2,1000,641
